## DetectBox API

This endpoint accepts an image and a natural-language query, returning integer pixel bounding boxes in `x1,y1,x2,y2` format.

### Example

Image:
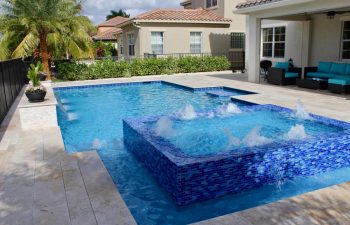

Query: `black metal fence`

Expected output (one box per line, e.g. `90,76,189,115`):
0,58,28,124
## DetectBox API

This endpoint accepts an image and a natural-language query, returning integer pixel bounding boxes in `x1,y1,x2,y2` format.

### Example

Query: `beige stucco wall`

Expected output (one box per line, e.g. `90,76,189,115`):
119,22,231,57
117,0,247,57
308,13,350,66
138,23,231,55
189,0,246,32
118,24,141,57
260,20,309,68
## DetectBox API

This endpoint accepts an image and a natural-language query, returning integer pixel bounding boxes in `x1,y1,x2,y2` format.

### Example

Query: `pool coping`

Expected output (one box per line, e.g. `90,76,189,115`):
53,79,258,96
48,75,350,224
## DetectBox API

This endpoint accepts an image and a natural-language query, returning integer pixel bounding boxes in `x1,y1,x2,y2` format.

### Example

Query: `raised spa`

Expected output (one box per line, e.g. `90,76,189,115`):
123,104,350,206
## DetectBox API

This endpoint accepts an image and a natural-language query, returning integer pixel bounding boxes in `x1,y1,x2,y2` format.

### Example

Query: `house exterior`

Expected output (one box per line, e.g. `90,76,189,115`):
235,0,350,83
116,0,246,59
93,16,128,42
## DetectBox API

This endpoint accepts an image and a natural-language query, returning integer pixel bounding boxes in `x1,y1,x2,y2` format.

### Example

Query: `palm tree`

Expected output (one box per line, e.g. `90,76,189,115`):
106,9,130,20
48,16,96,59
0,0,95,80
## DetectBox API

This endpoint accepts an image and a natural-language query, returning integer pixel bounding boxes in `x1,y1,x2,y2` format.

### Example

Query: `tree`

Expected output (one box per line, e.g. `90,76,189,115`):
106,9,130,20
48,16,96,60
0,0,96,80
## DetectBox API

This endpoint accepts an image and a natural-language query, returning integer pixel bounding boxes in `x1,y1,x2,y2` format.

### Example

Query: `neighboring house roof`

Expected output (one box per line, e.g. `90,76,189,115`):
97,16,129,27
93,27,122,41
118,8,231,27
135,8,231,22
236,0,283,9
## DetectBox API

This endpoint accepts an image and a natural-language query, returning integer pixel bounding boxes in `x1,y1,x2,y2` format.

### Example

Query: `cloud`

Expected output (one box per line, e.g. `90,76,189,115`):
82,0,181,24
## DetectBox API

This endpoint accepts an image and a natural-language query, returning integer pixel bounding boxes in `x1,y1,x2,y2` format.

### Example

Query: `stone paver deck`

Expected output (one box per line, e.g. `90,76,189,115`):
1,72,350,225
0,88,136,225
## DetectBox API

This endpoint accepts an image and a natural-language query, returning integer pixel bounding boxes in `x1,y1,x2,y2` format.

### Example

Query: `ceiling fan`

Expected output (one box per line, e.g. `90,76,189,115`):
325,10,350,19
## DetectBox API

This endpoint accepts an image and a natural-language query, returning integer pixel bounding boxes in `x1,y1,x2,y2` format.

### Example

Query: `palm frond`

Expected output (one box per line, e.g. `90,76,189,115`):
11,32,38,58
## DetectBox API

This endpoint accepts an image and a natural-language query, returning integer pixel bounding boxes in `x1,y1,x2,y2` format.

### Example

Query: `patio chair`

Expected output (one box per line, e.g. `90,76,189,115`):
260,60,272,81
267,62,301,85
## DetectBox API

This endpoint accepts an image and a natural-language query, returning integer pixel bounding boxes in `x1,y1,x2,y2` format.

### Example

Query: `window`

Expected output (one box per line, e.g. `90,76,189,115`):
206,0,217,8
128,33,135,56
342,21,350,60
190,32,202,54
231,32,245,49
262,26,285,58
151,32,164,54
119,37,124,55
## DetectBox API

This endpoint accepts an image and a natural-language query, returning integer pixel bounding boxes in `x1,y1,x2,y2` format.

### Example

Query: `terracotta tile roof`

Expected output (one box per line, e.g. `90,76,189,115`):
93,27,122,41
133,8,232,23
97,16,129,27
236,0,283,9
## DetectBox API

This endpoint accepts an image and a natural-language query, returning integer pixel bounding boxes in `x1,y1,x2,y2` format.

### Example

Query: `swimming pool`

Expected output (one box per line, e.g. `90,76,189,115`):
55,81,350,224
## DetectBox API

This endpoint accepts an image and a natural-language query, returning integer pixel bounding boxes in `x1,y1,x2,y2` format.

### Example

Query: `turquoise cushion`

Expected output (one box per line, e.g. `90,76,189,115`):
307,72,335,79
333,75,350,81
285,72,298,78
329,78,350,85
275,62,289,71
330,63,347,75
317,62,332,73
346,64,350,74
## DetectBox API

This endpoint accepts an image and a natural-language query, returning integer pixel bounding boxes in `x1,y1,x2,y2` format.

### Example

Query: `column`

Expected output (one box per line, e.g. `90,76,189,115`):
245,15,261,83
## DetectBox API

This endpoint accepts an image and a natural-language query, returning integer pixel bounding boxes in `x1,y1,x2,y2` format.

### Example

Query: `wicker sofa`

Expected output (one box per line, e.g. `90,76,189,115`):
267,62,302,85
305,62,350,94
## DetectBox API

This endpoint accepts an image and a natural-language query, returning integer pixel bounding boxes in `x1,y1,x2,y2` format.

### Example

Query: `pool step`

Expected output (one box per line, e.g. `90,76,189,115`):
206,89,238,97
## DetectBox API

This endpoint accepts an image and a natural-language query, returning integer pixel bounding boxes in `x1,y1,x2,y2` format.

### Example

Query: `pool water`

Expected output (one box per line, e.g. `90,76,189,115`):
148,109,343,157
55,82,350,225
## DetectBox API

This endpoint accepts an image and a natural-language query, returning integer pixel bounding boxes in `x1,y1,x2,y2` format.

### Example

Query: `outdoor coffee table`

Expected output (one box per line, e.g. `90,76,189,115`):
296,78,328,90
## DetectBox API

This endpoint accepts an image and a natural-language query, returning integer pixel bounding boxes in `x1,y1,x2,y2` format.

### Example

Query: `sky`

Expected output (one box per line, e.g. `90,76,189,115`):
82,0,181,25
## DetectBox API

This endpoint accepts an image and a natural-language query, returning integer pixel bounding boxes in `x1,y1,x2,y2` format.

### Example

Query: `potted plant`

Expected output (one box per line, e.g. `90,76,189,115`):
25,62,47,102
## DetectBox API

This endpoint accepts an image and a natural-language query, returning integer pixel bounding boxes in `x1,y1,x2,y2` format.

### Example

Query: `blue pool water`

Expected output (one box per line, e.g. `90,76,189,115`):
148,109,343,156
55,82,350,225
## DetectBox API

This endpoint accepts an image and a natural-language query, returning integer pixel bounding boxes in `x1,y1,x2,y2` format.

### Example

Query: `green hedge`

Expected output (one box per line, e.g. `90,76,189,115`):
57,56,230,81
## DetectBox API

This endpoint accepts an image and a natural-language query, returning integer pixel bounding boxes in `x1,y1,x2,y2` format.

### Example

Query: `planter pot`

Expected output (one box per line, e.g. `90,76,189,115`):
25,91,47,103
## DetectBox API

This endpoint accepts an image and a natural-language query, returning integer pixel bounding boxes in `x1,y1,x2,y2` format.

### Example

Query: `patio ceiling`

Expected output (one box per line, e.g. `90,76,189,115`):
234,0,350,19
264,8,350,21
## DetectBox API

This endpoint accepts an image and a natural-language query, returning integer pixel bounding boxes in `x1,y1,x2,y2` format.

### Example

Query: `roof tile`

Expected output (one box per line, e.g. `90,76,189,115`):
98,16,129,27
93,27,122,41
133,8,231,23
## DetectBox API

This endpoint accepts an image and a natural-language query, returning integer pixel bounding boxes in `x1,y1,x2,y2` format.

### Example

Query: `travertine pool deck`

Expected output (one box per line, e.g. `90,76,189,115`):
1,71,350,225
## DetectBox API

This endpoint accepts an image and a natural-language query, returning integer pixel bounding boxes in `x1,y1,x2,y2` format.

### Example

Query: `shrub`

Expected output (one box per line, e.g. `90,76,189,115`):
202,56,230,72
164,57,178,74
178,56,203,73
57,55,230,81
57,63,89,81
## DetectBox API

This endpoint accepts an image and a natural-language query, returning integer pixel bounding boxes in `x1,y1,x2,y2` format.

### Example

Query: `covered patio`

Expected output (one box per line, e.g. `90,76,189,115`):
235,0,350,89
